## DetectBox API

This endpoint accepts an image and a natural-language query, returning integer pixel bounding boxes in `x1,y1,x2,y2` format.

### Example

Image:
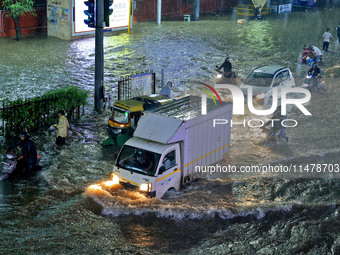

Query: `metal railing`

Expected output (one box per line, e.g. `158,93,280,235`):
117,70,156,101
0,96,83,136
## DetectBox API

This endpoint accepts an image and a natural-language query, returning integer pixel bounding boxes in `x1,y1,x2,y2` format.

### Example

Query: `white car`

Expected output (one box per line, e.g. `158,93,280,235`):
240,65,295,105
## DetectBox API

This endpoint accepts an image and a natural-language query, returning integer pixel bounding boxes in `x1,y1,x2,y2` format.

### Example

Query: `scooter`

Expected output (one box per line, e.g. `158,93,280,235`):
1,153,41,181
248,14,265,20
299,48,323,65
215,68,241,85
301,73,325,93
259,127,287,146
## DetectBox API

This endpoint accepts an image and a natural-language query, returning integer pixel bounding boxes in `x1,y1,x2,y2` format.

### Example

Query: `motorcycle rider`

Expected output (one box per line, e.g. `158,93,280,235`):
53,110,70,148
308,64,321,89
217,57,233,78
4,132,38,176
308,44,322,64
160,81,175,99
264,107,289,142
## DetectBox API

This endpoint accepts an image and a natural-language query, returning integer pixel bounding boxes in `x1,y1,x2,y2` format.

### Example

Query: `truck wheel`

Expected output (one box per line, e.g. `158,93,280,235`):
163,188,176,199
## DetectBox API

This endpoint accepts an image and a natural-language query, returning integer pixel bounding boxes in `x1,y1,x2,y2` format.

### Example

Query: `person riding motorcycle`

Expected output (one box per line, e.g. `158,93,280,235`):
308,44,322,64
308,64,321,89
264,108,288,142
4,132,38,176
160,81,175,99
217,57,233,78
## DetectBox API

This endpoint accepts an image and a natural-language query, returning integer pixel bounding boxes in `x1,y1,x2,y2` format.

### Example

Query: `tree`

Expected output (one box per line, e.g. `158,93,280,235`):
1,0,36,41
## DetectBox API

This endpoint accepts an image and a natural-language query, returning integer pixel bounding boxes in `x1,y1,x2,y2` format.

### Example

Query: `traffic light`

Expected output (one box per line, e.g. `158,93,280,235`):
84,0,96,28
104,0,113,27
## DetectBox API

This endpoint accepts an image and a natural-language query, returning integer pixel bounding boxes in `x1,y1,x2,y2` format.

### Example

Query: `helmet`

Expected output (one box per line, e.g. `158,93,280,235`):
225,57,230,62
312,63,317,68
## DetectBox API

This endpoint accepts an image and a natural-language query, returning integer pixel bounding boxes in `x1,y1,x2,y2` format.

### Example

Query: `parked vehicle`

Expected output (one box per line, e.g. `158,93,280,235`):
111,96,232,198
240,65,295,105
1,153,41,181
103,95,173,147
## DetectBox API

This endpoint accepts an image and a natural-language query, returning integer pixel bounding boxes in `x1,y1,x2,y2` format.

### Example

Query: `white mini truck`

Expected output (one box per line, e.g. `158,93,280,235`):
111,96,232,198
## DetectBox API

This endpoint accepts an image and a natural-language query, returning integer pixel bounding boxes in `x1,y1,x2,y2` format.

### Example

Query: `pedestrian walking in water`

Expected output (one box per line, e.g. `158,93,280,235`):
53,110,70,148
321,28,335,52
336,22,340,43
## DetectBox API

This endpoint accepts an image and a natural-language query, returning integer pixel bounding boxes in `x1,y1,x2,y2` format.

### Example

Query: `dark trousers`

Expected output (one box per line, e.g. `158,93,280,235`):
17,159,36,176
323,41,329,51
56,136,66,146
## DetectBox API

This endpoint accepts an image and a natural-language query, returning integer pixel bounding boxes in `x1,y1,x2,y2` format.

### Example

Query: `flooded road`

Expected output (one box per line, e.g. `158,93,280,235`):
1,8,340,254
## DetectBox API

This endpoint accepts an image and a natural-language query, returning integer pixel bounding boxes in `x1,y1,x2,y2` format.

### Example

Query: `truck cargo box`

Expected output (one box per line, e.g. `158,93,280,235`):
134,96,232,180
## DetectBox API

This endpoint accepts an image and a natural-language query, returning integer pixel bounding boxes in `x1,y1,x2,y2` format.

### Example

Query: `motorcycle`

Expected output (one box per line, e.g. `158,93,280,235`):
1,153,41,181
259,127,287,146
216,67,241,85
301,73,326,93
299,48,323,65
248,13,265,20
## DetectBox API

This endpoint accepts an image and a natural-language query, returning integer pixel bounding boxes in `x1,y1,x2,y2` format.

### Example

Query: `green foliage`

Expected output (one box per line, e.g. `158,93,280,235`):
1,86,88,134
1,0,36,19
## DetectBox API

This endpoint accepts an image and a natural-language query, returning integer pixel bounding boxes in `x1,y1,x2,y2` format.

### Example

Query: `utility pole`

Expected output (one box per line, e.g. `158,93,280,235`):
95,0,104,113
193,0,200,21
157,0,162,25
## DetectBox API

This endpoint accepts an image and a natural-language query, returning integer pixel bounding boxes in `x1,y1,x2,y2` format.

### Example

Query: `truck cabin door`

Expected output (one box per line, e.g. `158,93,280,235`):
155,145,181,198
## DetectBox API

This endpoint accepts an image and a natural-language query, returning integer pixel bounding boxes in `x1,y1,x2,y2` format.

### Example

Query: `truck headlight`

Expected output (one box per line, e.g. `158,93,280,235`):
103,173,120,187
111,174,120,185
140,183,152,192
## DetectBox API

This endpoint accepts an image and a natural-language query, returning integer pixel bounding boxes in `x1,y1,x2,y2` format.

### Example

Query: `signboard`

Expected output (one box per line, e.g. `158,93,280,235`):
292,0,317,7
131,72,153,97
73,0,131,36
278,3,292,13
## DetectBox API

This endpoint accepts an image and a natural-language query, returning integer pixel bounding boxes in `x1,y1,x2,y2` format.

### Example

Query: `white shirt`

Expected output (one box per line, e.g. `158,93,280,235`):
312,46,322,56
160,83,175,98
322,32,333,42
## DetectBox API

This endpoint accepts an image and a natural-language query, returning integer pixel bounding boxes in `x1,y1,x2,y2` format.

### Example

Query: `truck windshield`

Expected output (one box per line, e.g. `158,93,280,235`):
244,71,274,87
113,108,129,124
117,145,161,176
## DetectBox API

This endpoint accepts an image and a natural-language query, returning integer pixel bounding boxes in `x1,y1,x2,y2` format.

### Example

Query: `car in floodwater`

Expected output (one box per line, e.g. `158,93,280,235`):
240,65,295,105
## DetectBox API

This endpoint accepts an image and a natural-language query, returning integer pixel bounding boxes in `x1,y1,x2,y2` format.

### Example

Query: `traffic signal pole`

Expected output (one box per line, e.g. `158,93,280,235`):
95,0,104,113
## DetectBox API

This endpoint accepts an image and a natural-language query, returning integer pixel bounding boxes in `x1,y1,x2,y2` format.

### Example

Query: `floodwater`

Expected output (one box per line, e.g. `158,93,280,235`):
1,8,340,254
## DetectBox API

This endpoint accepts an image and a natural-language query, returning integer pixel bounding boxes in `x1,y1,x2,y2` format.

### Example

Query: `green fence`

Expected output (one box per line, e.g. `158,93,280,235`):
0,86,88,136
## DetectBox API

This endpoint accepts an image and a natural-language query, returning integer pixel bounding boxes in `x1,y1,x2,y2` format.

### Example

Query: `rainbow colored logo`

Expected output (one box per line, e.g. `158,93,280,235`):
199,82,223,106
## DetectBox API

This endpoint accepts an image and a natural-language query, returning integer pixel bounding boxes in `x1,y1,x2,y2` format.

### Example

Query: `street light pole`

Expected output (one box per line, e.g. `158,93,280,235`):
95,0,104,113
157,0,161,25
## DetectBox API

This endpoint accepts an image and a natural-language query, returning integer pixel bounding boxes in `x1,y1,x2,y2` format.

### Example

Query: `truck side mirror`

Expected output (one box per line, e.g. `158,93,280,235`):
158,166,166,175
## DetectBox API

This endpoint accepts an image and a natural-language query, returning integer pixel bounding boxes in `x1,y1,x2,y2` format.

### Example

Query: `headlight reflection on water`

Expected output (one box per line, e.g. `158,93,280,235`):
103,174,119,187
87,173,120,192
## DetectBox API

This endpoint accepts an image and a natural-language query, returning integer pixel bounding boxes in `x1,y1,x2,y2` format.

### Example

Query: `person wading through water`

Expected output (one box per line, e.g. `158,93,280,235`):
53,110,70,148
